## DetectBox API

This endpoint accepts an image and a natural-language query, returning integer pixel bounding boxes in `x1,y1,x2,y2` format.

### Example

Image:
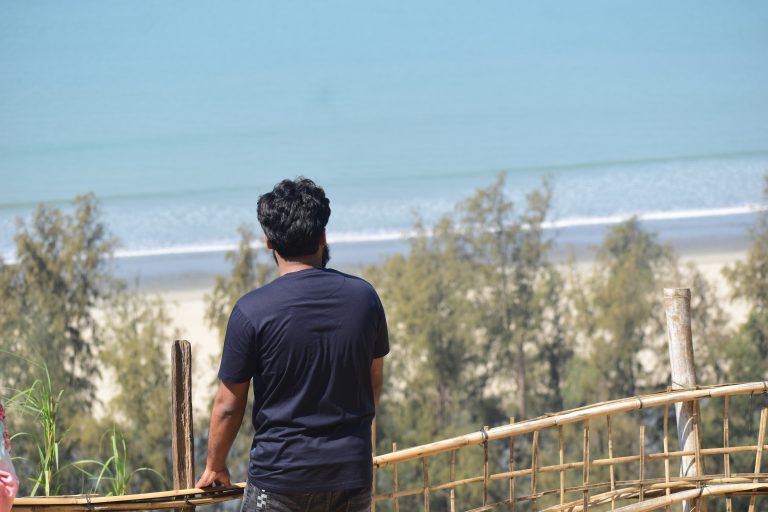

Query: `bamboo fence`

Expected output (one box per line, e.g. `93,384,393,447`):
12,289,768,510
12,381,768,511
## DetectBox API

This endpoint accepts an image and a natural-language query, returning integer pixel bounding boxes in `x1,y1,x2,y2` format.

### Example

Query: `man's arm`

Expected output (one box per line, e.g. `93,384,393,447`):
196,380,250,488
370,357,384,411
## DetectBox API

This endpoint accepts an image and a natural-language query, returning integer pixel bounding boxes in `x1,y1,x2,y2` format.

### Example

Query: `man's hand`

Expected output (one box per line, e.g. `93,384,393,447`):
197,380,250,489
196,465,232,488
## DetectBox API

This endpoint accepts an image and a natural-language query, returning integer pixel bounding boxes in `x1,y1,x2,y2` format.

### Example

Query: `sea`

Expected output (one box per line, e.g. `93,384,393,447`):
1,151,766,288
2,2,767,286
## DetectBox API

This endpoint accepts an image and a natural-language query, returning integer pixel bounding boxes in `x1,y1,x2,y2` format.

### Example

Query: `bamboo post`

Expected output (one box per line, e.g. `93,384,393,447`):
483,425,489,507
450,449,456,512
663,288,703,512
509,417,516,511
747,408,766,512
664,404,671,512
392,442,399,512
171,340,195,512
723,397,732,512
639,426,645,502
608,415,616,511
531,430,539,511
423,457,430,512
582,420,590,512
559,425,565,508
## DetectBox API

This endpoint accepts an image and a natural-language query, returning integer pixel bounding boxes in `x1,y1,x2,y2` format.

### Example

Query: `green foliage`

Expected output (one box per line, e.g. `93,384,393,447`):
458,173,555,420
205,225,275,339
367,175,565,508
0,194,177,496
9,362,64,496
685,265,732,383
75,427,165,496
96,290,177,490
0,193,117,416
722,177,768,382
568,218,675,403
366,216,480,449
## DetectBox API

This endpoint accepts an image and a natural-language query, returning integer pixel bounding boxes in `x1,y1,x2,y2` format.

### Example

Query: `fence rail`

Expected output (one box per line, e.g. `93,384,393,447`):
13,382,768,511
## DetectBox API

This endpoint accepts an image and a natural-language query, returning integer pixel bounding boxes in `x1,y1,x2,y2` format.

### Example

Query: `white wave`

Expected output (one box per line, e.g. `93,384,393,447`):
544,204,765,229
2,204,762,263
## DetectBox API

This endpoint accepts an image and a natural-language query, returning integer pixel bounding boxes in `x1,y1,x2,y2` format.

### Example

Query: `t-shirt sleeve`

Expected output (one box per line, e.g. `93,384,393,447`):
218,304,258,383
373,292,390,359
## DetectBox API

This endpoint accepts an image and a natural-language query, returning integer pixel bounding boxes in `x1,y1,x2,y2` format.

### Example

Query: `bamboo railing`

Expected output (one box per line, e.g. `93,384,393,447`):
369,381,768,512
12,382,768,511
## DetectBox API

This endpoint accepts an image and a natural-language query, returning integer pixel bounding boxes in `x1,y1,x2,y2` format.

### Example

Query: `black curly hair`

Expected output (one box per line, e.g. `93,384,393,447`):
257,178,331,258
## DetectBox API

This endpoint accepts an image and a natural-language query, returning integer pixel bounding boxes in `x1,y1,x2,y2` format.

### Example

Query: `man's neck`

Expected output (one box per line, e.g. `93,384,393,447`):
275,252,323,276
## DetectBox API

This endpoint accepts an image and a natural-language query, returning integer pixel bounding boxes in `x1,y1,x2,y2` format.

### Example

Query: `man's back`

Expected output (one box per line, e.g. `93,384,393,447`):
218,267,389,493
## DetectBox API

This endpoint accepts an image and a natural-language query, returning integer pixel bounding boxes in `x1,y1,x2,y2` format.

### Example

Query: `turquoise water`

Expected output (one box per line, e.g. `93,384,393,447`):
1,1,767,260
1,151,766,261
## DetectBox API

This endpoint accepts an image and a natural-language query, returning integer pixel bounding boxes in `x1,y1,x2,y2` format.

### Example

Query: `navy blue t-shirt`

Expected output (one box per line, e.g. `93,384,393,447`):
218,267,389,493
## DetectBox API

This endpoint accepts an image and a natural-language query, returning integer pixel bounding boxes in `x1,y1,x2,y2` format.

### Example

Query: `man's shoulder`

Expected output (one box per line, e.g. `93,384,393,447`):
325,268,381,297
232,279,284,316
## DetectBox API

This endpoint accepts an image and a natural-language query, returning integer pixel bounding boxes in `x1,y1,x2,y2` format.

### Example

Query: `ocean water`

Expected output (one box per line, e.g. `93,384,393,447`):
2,2,767,263
1,151,766,262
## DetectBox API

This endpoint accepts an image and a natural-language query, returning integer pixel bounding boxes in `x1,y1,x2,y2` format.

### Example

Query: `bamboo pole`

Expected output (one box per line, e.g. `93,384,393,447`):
423,456,430,512
559,425,565,508
531,430,540,512
450,449,457,512
509,417,516,512
639,426,646,502
723,397,731,512
607,483,768,512
14,484,246,509
392,442,399,512
663,288,702,512
171,340,195,512
583,420,591,512
374,382,768,468
608,415,616,511
747,408,766,512
483,425,489,507
664,404,671,512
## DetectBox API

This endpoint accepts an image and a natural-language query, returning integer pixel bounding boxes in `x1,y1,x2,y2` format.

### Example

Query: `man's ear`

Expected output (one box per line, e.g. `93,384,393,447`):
320,229,327,247
264,235,274,250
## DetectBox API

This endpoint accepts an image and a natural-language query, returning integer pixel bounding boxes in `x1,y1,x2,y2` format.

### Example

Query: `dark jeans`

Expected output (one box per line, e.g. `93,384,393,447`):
240,482,371,512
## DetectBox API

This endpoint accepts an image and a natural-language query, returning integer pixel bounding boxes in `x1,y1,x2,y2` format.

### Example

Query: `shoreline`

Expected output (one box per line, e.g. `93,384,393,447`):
114,210,756,293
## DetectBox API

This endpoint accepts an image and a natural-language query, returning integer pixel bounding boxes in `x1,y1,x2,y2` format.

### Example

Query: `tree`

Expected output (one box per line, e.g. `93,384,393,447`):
96,291,177,491
0,193,117,417
723,176,768,382
530,265,572,414
458,173,553,420
205,225,275,338
366,217,482,447
683,265,731,383
567,218,675,405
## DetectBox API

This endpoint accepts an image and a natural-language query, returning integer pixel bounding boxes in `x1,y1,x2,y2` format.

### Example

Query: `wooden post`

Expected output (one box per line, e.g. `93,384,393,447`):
171,340,195,512
663,288,702,512
392,442,399,512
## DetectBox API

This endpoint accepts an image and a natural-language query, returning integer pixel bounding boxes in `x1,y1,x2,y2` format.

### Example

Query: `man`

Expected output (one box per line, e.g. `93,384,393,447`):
197,178,389,512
